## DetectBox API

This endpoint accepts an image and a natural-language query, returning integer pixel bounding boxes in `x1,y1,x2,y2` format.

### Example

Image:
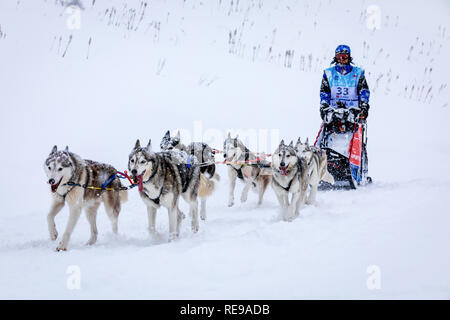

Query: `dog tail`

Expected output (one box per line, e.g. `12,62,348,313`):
198,172,220,198
319,152,335,184
321,170,335,184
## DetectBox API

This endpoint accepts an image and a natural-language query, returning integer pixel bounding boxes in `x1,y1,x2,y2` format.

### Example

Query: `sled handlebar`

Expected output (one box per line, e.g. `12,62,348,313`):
325,108,366,125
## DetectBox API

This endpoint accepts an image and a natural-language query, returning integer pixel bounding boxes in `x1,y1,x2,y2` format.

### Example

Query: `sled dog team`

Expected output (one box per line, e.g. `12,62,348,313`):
44,131,334,251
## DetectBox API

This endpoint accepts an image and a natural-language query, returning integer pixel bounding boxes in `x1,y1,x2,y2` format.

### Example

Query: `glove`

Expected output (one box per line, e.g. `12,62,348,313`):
325,111,334,124
359,102,369,119
320,103,330,120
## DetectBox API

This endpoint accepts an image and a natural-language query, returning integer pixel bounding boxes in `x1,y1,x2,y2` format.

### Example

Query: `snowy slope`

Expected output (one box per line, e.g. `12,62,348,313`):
0,0,449,299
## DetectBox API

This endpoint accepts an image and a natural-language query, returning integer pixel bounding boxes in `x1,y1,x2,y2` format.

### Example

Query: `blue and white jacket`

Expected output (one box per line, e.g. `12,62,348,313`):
320,64,370,109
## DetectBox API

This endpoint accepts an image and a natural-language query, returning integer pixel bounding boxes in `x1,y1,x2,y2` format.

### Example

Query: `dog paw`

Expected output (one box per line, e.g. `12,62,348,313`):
168,233,179,242
56,242,67,252
191,224,199,233
50,230,58,241
283,212,295,222
85,238,97,246
228,200,234,207
240,195,247,203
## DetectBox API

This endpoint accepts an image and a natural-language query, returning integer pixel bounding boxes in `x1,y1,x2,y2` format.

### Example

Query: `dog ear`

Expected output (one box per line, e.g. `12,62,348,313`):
297,137,302,145
50,145,57,154
134,139,141,149
280,139,285,146
289,141,293,147
64,146,69,152
305,138,309,146
175,131,180,139
227,132,231,139
164,130,170,139
235,134,239,139
146,139,152,152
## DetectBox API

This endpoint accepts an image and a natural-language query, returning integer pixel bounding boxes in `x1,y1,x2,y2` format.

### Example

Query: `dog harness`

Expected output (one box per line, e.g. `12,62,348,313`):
141,186,164,205
140,152,194,205
276,159,303,192
59,179,77,198
279,176,295,192
140,157,164,205
235,150,250,180
163,151,194,193
189,142,215,176
58,160,83,198
225,139,251,180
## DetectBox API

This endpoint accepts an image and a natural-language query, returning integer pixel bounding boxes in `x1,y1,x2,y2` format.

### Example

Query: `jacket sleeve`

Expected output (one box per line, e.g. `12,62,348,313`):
357,70,370,105
320,71,331,105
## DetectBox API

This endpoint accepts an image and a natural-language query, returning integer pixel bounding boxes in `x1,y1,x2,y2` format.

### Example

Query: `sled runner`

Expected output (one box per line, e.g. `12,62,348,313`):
314,107,372,190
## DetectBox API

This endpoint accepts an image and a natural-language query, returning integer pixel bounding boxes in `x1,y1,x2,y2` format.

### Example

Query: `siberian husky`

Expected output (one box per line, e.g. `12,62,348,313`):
128,139,216,240
160,130,220,220
271,140,308,221
295,137,334,204
223,133,271,207
43,146,128,251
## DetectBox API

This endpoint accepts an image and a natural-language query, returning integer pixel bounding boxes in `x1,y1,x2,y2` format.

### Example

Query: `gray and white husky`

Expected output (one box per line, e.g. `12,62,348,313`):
223,133,271,207
43,146,128,251
128,139,217,240
295,137,334,205
160,130,219,220
271,140,308,221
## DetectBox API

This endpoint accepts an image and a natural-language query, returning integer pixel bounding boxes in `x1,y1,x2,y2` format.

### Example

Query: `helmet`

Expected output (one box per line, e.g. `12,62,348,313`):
335,44,351,55
333,44,352,65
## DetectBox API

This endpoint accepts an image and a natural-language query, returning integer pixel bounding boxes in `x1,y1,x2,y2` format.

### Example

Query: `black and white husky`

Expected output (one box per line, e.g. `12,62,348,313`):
271,140,308,221
223,133,271,207
295,137,334,205
43,146,128,251
128,139,217,240
160,130,220,220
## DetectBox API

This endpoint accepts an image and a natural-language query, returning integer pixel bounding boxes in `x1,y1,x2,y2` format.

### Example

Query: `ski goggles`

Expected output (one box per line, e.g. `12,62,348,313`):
335,52,350,59
335,53,350,64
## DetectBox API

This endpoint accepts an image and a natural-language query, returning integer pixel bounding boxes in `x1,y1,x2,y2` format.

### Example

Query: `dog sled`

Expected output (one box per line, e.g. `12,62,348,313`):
314,107,372,190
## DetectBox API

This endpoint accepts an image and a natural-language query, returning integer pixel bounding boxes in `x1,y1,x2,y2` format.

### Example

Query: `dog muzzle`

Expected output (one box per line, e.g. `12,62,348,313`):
279,166,288,176
49,177,63,193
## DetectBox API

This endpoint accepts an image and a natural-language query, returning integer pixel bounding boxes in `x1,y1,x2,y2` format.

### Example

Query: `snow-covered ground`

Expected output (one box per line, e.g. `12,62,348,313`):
0,0,449,299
